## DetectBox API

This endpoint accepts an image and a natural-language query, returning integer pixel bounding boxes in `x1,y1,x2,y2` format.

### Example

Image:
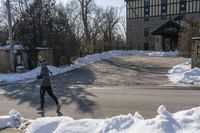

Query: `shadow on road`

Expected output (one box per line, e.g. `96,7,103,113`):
0,67,97,114
51,66,98,85
103,59,170,75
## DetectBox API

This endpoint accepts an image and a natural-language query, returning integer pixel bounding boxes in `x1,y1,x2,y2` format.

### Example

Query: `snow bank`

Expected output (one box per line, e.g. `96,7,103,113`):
0,50,178,83
0,44,24,50
0,110,22,129
147,51,179,57
25,105,200,133
168,59,200,84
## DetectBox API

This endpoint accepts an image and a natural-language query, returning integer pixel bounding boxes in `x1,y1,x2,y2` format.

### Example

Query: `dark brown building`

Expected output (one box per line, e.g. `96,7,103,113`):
125,0,200,51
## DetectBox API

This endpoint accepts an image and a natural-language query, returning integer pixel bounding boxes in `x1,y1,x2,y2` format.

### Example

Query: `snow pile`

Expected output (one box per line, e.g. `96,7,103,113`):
0,44,24,50
0,50,178,83
99,114,135,133
0,110,22,129
25,105,200,133
168,59,200,84
147,51,179,57
74,50,178,66
0,66,74,83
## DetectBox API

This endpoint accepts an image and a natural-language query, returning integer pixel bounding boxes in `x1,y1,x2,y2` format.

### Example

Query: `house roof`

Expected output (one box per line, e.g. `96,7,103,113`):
151,20,183,37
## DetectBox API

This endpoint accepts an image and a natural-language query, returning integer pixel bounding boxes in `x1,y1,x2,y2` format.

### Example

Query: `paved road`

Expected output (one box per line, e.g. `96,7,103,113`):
0,84,200,119
1,55,198,132
1,85,200,133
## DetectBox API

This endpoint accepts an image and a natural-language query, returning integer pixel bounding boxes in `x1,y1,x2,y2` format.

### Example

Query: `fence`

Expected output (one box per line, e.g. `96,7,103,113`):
0,50,10,73
80,45,130,57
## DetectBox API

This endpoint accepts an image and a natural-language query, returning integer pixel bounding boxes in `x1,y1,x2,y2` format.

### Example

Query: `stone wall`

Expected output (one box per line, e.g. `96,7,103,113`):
192,37,200,68
127,18,145,50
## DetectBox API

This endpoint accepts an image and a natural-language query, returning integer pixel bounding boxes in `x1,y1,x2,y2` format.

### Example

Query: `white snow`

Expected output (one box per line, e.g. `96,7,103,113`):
0,44,24,50
168,59,200,85
0,110,22,129
1,106,200,133
0,50,178,83
23,105,200,133
147,51,179,57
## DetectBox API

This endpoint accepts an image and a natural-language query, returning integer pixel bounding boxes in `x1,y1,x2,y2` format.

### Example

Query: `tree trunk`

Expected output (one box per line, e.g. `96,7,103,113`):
6,0,15,72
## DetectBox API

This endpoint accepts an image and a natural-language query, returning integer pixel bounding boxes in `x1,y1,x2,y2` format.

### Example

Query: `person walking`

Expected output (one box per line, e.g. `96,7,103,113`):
37,59,61,113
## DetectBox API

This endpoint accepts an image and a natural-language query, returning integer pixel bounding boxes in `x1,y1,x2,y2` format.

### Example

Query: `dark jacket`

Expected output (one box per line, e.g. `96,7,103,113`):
40,66,52,87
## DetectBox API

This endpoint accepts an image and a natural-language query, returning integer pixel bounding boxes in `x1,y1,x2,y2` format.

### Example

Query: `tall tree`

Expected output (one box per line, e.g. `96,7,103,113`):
90,6,104,51
101,7,121,47
6,0,15,72
15,0,79,67
78,0,92,42
77,0,96,53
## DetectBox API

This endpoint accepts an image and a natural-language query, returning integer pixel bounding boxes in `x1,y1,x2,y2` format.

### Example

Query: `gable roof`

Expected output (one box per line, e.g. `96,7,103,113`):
151,20,183,36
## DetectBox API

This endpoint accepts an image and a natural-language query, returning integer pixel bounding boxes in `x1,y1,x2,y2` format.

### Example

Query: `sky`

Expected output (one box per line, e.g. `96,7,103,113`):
62,0,126,8
95,0,125,8
95,0,126,15
61,0,126,15
0,0,126,8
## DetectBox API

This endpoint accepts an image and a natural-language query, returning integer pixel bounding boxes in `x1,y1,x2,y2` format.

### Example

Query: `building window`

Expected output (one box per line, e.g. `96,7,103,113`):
144,0,150,6
161,1,166,16
180,0,186,13
144,28,149,36
144,0,150,21
126,0,200,19
162,0,167,5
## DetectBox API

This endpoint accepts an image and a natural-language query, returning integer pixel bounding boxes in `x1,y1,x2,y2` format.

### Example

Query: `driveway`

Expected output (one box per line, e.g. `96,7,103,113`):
51,55,188,85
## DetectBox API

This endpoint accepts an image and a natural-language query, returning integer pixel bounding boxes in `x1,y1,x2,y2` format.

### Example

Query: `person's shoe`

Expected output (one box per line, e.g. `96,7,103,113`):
56,105,61,113
37,107,44,112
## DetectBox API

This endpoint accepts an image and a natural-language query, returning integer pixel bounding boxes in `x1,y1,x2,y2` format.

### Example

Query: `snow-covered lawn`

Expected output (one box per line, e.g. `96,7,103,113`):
1,105,200,133
0,50,179,83
168,59,200,85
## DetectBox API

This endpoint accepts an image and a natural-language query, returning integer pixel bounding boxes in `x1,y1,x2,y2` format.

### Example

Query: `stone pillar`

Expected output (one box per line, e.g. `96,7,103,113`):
191,37,200,68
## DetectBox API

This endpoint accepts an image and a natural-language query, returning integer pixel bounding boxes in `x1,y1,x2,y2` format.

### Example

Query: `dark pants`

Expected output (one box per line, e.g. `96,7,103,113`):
40,86,59,108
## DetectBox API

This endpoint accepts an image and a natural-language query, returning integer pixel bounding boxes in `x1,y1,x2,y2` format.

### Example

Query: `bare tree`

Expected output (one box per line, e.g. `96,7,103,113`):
63,1,83,39
90,6,104,51
5,0,15,72
118,15,126,42
0,0,31,38
101,7,121,47
0,1,9,32
78,0,93,42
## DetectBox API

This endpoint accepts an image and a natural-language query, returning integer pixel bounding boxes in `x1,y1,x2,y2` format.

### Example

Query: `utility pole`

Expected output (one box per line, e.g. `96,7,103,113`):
6,0,15,72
